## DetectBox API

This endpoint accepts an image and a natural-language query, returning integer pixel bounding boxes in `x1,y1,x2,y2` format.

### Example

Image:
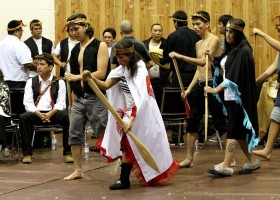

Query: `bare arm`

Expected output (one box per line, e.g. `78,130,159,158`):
82,70,119,90
256,53,279,85
253,28,280,51
169,37,220,67
91,42,109,80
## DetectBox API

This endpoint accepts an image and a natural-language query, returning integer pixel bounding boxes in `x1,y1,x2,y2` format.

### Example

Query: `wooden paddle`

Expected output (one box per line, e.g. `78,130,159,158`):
172,58,190,117
66,81,72,116
205,54,209,142
86,77,160,173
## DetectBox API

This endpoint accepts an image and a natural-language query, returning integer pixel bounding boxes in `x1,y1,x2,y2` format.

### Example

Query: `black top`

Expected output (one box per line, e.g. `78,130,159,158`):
70,38,105,97
160,26,200,73
24,37,53,59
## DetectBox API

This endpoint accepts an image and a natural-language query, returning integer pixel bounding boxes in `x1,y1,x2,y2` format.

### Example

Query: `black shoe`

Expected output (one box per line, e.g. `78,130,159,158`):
89,146,100,152
169,139,184,146
109,179,130,190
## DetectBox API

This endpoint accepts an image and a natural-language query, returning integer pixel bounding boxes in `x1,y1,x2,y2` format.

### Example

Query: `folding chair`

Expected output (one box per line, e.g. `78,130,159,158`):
160,87,188,148
8,87,25,160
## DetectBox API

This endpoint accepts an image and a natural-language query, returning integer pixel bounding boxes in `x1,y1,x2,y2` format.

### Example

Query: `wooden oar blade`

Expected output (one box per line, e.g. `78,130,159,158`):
87,77,160,173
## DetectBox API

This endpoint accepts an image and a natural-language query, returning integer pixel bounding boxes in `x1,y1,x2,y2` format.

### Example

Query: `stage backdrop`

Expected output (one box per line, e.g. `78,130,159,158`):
55,0,280,77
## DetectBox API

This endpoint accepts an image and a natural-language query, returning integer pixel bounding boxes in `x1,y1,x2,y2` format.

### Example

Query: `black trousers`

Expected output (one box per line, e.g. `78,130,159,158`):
0,116,11,148
19,110,71,156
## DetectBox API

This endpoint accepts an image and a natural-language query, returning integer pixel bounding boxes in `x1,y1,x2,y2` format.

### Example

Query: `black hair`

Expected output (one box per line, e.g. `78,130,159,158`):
67,13,94,38
218,15,233,26
30,19,41,29
150,23,163,31
35,53,54,66
114,39,140,78
192,11,210,22
224,18,251,53
172,10,188,27
7,20,21,35
103,27,116,39
0,69,3,82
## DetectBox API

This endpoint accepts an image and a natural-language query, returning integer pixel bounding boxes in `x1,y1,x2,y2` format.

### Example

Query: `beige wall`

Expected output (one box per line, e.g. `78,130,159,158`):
0,0,55,41
54,0,280,77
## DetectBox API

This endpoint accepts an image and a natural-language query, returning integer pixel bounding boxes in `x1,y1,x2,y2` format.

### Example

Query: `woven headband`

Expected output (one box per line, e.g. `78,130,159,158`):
30,21,42,29
112,45,134,56
62,17,88,32
7,20,26,31
226,21,244,32
192,13,209,22
170,17,188,22
34,54,54,65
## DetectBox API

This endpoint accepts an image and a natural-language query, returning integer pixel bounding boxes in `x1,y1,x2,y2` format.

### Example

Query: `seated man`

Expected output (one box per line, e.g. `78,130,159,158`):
19,53,72,164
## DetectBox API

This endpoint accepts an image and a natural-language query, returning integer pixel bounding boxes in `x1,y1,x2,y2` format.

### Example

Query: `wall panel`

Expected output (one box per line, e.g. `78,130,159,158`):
55,0,280,76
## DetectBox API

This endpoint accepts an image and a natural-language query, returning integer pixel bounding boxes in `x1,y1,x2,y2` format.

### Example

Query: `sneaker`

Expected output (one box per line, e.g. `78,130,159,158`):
64,155,74,163
3,148,10,157
22,155,32,164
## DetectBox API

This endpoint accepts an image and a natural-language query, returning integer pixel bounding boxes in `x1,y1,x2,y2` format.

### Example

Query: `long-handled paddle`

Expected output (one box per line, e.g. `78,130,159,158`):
86,77,160,173
172,58,190,117
205,54,209,142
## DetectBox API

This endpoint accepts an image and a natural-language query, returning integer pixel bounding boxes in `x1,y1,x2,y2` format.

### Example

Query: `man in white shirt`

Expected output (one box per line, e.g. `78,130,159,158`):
52,18,79,78
0,20,35,89
19,53,72,164
25,19,54,77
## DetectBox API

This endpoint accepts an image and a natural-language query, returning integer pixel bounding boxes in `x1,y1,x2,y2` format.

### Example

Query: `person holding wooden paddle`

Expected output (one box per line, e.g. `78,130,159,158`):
205,18,260,177
169,11,227,168
83,39,179,190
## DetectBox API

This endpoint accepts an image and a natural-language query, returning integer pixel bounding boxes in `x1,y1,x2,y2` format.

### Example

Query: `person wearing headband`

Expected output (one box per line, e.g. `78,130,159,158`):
252,15,280,161
205,18,260,176
0,20,35,89
19,53,72,164
63,13,109,181
160,10,201,146
169,11,227,168
83,38,178,190
24,19,54,77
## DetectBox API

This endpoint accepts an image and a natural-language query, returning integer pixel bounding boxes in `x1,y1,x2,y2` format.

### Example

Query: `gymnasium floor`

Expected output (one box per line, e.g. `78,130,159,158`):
0,132,279,200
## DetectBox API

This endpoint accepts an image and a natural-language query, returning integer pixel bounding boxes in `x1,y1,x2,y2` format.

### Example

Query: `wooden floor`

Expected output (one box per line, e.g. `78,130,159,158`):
1,132,280,200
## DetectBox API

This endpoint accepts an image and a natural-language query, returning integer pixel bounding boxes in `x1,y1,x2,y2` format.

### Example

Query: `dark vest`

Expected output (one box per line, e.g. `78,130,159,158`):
24,37,53,59
59,38,69,77
32,76,59,108
70,39,106,97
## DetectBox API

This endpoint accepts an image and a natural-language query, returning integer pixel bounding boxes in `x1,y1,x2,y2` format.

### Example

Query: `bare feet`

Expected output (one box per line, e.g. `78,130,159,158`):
179,158,193,168
253,150,271,160
214,159,236,168
63,170,84,181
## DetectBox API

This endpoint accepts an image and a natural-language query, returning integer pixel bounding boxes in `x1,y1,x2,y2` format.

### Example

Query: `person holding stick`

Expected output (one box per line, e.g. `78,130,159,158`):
83,38,178,190
63,13,108,181
205,18,260,176
169,11,227,168
252,16,280,160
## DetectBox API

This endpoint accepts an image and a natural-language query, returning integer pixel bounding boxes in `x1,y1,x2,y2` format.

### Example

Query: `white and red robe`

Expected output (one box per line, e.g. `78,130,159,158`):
100,60,179,185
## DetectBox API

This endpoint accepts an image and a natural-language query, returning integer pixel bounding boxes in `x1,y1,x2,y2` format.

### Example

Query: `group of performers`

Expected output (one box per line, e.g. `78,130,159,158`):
60,10,280,190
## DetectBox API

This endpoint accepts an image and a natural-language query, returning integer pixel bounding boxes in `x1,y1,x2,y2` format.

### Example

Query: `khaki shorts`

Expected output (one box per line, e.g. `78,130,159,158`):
270,106,280,123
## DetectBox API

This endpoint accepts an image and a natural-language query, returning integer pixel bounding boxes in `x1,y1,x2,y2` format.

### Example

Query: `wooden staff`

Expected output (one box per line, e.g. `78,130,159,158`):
172,58,190,117
66,81,72,116
86,77,160,173
205,54,209,142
